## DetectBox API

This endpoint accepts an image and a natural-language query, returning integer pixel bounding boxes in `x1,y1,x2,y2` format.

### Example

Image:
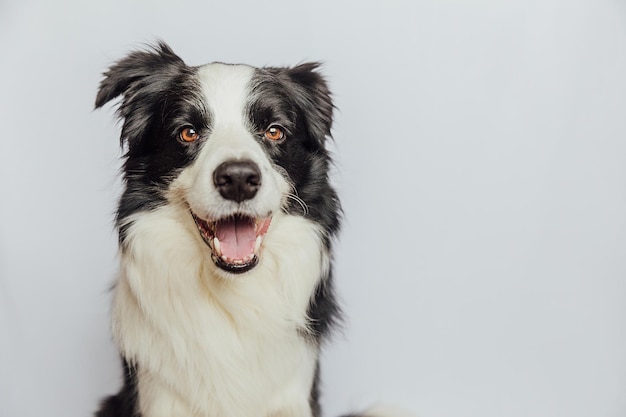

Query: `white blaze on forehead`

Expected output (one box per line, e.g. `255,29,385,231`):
197,63,255,130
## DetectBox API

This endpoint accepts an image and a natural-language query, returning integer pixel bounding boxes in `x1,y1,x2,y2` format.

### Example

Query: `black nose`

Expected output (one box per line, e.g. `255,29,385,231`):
213,160,262,202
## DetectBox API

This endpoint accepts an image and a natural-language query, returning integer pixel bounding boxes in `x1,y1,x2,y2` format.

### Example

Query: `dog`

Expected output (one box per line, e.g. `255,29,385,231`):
95,42,400,417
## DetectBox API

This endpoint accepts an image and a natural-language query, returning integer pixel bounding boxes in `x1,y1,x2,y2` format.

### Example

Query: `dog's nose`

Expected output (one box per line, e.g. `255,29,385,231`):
213,160,262,202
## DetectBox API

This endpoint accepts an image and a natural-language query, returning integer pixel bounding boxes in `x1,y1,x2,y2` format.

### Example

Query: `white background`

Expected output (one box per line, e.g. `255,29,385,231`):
1,1,625,417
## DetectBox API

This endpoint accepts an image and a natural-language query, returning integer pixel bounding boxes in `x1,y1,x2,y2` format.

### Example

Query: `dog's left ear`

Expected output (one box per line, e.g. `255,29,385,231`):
270,63,334,145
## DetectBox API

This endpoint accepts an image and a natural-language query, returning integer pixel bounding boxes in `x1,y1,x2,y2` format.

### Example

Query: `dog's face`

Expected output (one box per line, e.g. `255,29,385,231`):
95,43,339,275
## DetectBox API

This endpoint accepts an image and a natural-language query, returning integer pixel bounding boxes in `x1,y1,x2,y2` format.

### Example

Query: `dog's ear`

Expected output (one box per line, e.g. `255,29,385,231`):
269,63,334,146
95,42,186,148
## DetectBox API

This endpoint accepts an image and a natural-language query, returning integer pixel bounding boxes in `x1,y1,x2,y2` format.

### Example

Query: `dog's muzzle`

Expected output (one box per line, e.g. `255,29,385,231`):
191,159,272,274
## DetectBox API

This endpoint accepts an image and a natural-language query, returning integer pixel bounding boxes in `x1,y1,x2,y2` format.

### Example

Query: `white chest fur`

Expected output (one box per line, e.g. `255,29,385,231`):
112,205,327,417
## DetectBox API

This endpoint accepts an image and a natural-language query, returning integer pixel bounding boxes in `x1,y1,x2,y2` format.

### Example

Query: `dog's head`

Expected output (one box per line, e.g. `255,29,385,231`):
96,42,340,275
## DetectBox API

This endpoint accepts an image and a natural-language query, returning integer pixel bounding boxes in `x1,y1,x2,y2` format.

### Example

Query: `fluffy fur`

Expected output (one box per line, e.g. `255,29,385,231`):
95,42,393,417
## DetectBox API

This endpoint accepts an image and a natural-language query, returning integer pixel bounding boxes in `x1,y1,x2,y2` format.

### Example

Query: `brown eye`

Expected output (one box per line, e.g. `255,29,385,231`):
264,126,285,141
179,127,199,142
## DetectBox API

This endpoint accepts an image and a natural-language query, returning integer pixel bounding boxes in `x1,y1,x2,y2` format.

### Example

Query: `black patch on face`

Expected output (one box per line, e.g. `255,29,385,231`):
95,42,210,243
249,65,341,242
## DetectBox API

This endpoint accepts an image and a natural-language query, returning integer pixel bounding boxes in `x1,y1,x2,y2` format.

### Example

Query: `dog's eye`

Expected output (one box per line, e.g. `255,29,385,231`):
179,127,199,142
264,126,285,141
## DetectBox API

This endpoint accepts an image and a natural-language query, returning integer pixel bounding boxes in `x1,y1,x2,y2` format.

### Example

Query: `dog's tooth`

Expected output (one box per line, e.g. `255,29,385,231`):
254,236,262,254
213,237,222,256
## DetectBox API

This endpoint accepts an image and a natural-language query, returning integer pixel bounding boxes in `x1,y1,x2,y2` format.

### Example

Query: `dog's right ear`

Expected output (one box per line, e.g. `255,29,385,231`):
95,42,186,148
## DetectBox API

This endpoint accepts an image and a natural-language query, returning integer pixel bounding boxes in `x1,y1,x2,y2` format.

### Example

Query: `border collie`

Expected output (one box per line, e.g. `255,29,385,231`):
95,42,399,417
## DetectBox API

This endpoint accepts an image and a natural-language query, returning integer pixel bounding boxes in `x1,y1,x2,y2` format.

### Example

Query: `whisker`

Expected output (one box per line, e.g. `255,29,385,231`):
273,163,310,216
287,192,309,215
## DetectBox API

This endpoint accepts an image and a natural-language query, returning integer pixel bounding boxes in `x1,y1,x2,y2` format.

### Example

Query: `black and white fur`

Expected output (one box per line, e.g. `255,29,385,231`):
95,43,400,417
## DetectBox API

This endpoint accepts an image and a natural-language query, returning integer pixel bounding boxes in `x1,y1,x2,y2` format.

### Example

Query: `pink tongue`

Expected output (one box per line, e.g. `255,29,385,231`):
215,217,256,260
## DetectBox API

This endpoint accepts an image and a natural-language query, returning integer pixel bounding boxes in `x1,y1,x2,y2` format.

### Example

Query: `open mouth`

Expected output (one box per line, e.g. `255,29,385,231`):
191,212,272,274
